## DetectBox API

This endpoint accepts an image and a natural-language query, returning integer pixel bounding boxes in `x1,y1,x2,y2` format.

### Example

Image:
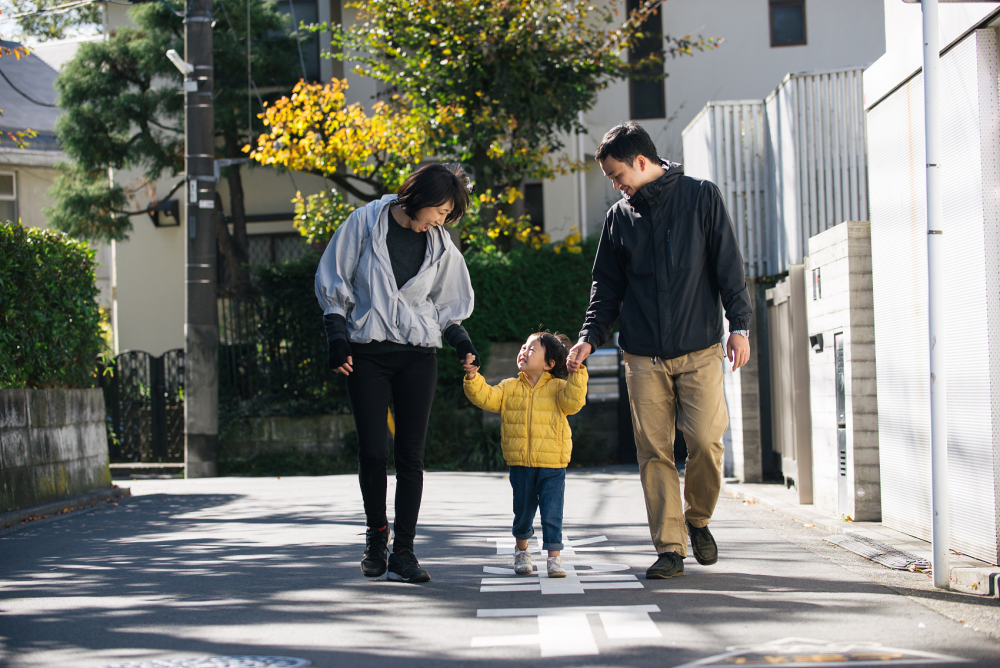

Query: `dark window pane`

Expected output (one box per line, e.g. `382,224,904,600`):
772,4,806,46
277,0,321,81
627,0,665,119
524,183,545,231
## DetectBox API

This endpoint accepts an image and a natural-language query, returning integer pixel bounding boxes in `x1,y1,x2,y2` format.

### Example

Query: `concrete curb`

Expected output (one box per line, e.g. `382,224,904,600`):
0,486,131,533
722,480,1000,598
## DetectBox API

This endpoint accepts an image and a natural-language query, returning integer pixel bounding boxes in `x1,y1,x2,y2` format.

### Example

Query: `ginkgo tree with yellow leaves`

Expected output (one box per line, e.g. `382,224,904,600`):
253,0,720,251
249,78,434,244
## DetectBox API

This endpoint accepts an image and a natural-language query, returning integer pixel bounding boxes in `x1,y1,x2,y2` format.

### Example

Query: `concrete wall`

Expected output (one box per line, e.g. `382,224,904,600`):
805,221,880,521
0,389,112,510
220,414,356,460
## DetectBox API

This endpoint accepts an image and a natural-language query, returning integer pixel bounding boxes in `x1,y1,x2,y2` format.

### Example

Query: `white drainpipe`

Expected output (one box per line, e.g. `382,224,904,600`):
920,0,950,589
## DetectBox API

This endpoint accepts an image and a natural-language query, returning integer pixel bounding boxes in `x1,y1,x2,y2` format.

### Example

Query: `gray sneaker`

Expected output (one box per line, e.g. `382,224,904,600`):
514,548,533,575
547,556,567,578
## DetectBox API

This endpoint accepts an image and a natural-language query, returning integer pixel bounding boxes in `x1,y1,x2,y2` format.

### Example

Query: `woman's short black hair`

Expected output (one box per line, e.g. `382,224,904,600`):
531,332,572,380
395,163,472,225
595,122,659,167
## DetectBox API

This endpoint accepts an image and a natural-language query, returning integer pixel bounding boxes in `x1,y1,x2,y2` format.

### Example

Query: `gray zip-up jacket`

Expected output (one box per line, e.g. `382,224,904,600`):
315,195,475,348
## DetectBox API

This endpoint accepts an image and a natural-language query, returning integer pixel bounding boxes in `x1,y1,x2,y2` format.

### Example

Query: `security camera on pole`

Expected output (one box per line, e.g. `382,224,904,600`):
171,0,218,478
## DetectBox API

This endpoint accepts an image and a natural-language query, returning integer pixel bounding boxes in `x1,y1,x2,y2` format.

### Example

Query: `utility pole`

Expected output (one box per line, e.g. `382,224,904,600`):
183,0,218,478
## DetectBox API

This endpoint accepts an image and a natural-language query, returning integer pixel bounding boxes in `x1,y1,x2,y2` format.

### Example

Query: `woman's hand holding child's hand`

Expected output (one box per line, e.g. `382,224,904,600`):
462,352,479,380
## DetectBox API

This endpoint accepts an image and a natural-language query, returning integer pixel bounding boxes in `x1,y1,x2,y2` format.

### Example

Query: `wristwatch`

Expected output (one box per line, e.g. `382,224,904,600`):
731,329,750,339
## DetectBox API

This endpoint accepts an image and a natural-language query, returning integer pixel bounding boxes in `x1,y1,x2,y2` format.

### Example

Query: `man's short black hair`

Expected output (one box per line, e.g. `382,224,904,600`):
595,122,659,167
396,163,471,225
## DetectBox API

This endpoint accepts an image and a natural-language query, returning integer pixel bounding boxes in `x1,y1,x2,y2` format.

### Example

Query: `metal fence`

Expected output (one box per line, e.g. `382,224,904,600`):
97,349,185,463
218,294,344,413
682,100,772,278
682,67,869,277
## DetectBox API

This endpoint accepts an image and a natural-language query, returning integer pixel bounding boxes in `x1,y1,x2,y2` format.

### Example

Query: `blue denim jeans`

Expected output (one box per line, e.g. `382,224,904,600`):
509,466,566,551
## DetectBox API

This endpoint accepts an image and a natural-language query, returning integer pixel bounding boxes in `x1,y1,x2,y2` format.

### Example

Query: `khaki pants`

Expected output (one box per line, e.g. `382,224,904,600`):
624,344,728,557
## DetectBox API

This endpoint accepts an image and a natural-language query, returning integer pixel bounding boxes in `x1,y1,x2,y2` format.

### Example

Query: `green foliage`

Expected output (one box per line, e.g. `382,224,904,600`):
45,167,132,242
0,222,102,389
48,0,298,247
9,0,103,41
292,188,358,246
462,237,599,347
337,0,720,198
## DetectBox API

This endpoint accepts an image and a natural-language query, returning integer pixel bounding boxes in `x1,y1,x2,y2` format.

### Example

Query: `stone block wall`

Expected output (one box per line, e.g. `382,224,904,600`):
806,221,881,521
0,388,112,510
220,414,356,460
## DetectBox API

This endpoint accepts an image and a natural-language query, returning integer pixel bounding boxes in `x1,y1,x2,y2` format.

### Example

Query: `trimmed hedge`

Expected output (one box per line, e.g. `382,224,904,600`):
463,238,598,346
0,222,103,389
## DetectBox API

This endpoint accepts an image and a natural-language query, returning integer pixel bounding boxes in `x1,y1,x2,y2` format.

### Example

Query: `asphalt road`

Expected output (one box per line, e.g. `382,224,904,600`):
1,468,998,668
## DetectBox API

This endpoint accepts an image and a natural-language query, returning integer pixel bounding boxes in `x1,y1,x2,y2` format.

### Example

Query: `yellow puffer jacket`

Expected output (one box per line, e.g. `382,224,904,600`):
463,367,588,468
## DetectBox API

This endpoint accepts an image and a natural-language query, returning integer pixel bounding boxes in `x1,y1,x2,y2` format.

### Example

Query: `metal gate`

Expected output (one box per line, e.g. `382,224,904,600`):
765,265,813,503
98,349,185,464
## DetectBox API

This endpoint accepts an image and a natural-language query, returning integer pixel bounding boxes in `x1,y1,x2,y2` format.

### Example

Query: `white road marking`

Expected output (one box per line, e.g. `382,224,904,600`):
471,605,661,657
481,562,641,595
485,532,615,555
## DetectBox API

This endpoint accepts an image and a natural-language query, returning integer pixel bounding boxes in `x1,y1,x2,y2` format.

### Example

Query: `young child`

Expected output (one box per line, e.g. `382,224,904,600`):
463,332,589,577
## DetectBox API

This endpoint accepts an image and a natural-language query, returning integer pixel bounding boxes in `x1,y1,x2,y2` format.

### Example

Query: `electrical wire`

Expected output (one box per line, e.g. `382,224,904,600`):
157,0,194,19
0,67,57,107
9,0,130,20
287,0,307,81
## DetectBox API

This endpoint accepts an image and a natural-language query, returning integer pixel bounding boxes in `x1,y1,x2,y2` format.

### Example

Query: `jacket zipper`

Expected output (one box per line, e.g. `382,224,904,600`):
526,384,534,465
667,228,673,271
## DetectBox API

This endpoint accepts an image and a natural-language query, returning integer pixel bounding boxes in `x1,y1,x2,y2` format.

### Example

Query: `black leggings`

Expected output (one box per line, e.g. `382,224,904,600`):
346,349,437,553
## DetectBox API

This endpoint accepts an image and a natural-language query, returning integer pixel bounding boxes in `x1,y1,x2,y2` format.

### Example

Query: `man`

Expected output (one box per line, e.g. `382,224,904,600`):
566,122,752,579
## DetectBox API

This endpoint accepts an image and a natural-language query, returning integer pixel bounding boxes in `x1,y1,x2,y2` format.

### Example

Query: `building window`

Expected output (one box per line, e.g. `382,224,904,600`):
770,0,807,47
0,171,16,222
277,0,321,81
627,0,666,119
524,183,545,231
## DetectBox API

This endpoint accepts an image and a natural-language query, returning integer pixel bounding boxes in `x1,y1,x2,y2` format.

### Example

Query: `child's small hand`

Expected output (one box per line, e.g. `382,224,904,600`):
462,352,479,380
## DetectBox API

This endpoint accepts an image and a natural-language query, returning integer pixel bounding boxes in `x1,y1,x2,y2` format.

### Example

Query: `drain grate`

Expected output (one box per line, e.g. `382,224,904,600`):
90,657,311,668
825,532,931,570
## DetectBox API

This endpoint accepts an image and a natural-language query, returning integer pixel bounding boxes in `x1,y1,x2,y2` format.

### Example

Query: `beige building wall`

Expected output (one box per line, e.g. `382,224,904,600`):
542,0,887,243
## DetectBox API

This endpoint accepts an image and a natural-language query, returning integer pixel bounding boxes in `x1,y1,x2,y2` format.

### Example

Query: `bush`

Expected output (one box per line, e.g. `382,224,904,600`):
462,237,599,346
0,222,102,389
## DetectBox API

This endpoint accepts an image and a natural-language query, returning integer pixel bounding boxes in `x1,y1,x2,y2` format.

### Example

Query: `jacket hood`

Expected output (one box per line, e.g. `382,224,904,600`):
627,160,683,206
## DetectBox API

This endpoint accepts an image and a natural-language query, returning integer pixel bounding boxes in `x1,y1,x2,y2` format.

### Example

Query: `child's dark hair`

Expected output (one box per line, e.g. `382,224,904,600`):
532,332,572,380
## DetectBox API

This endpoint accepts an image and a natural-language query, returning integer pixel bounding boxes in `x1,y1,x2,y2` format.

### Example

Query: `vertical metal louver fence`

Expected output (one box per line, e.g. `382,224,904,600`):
682,67,868,278
766,68,868,273
867,29,1000,564
683,100,772,278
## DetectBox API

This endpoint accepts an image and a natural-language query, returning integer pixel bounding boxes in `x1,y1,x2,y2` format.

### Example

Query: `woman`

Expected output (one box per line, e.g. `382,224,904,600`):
315,164,479,583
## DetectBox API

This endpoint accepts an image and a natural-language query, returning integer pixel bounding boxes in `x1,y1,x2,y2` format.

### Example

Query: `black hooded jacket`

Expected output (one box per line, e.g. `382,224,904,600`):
580,161,753,360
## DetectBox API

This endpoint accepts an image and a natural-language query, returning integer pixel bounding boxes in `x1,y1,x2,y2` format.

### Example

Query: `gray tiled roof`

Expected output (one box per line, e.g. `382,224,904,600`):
0,41,62,147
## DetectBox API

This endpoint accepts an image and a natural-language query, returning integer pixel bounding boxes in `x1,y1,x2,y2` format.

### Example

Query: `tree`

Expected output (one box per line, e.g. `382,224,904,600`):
334,0,719,242
249,77,434,243
46,0,299,293
7,0,103,42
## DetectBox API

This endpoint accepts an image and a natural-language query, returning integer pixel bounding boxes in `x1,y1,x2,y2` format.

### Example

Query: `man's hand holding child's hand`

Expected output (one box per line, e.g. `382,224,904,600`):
462,352,479,380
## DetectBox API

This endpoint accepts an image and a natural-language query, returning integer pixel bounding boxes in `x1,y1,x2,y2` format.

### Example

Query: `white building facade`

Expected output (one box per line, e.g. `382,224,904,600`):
864,1,1000,564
